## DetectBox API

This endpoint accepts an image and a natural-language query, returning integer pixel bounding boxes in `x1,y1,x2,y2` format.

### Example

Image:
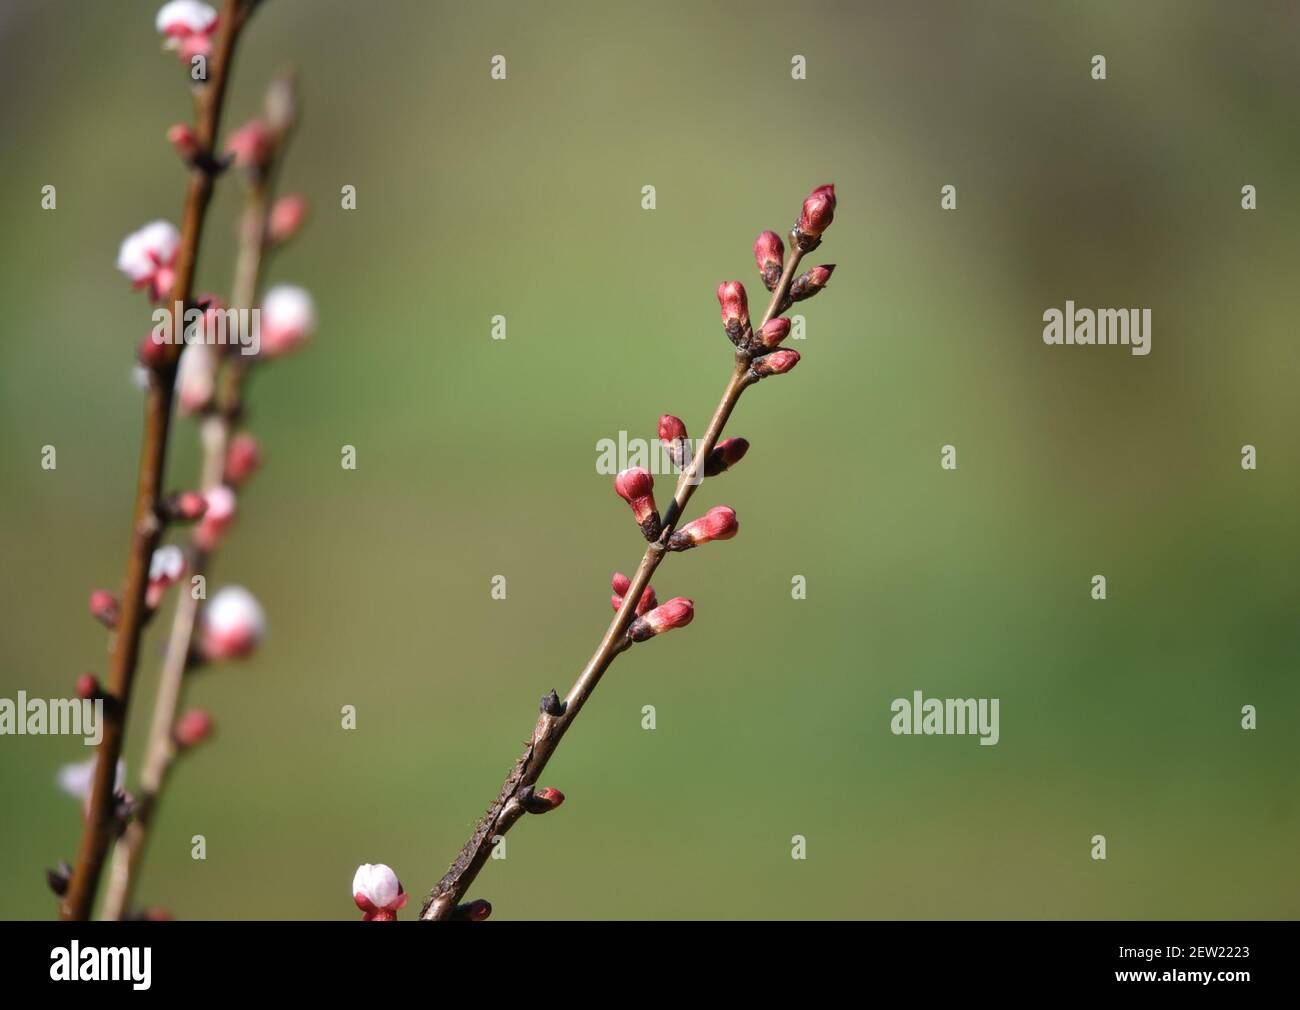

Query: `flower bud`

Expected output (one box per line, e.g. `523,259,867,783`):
137,331,170,370
755,317,791,351
614,467,661,541
117,220,180,301
225,119,273,170
795,183,836,248
716,281,750,346
163,490,208,522
74,673,103,701
703,437,749,477
57,756,125,805
610,571,657,615
628,597,694,642
790,264,835,302
667,506,738,551
193,485,236,551
89,590,121,629
753,230,785,291
259,285,316,357
225,433,262,486
199,585,266,661
46,860,73,898
523,785,565,814
267,194,309,245
167,123,197,162
156,1,219,63
452,899,492,922
658,414,689,469
352,863,408,922
750,349,801,380
146,545,186,608
174,708,215,750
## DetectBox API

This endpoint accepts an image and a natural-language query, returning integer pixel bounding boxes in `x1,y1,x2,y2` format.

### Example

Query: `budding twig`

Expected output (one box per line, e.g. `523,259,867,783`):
61,0,255,922
418,186,835,919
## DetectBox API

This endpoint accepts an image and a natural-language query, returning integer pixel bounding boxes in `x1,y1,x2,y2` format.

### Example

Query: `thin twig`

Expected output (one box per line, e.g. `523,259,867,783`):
61,0,253,922
419,232,811,920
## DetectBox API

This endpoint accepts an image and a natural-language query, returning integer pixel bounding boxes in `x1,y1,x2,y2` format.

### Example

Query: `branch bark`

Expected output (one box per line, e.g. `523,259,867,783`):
61,0,253,922
419,241,807,920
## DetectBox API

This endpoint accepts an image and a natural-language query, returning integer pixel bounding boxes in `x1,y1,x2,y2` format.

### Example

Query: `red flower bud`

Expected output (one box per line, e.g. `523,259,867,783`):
167,123,197,162
74,673,102,701
751,348,801,379
753,230,785,291
716,281,750,347
524,785,565,814
790,264,835,302
614,467,661,540
226,119,273,169
268,194,308,245
610,571,657,615
89,590,120,629
796,183,836,246
668,505,739,551
163,490,208,522
704,437,749,477
137,331,170,370
755,317,791,350
225,432,262,486
174,709,215,750
658,414,690,469
629,597,695,642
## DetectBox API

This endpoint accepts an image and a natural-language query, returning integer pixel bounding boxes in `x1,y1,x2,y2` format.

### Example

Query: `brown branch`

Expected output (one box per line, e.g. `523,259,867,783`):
101,76,297,921
60,0,254,922
419,216,816,920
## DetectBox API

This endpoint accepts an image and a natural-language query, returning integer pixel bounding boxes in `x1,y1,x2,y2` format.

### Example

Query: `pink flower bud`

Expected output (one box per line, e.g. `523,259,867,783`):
117,220,180,301
225,119,273,169
224,433,262,486
716,281,750,346
751,348,801,379
199,585,266,661
268,194,308,245
524,786,565,814
796,183,836,245
755,317,791,350
658,414,689,469
259,285,316,357
89,590,121,629
167,123,197,162
137,331,170,370
790,264,835,302
704,437,749,477
175,343,217,416
667,505,739,551
352,863,408,922
193,485,236,551
610,571,657,615
167,490,208,522
628,597,695,642
75,674,103,701
614,467,661,541
753,230,785,291
174,708,215,750
146,545,187,608
156,0,218,62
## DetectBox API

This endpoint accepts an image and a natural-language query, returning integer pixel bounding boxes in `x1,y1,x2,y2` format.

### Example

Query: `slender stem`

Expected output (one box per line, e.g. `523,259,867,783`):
60,0,251,922
419,242,806,920
101,118,286,921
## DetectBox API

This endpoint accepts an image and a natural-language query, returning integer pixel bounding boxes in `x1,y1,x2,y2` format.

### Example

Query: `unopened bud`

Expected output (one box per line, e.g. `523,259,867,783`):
199,586,266,661
167,123,198,162
146,545,187,609
539,689,566,717
352,863,407,922
523,785,565,814
795,183,836,248
452,899,492,922
268,194,308,245
753,230,785,291
716,281,750,346
174,708,215,750
226,119,273,170
750,349,801,380
74,673,103,701
611,571,657,615
162,490,208,522
704,437,749,477
225,433,262,486
46,860,73,898
658,414,689,469
137,331,170,370
89,590,120,629
755,317,791,351
790,264,835,302
193,485,236,551
628,597,694,642
667,506,738,551
614,467,661,541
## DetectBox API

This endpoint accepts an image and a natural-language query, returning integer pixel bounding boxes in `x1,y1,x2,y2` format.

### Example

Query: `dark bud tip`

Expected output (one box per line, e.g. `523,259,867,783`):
452,899,493,922
46,860,72,898
540,689,566,717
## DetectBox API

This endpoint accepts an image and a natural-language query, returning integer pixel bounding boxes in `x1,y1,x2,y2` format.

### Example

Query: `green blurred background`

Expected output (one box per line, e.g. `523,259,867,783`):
2,0,1298,919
